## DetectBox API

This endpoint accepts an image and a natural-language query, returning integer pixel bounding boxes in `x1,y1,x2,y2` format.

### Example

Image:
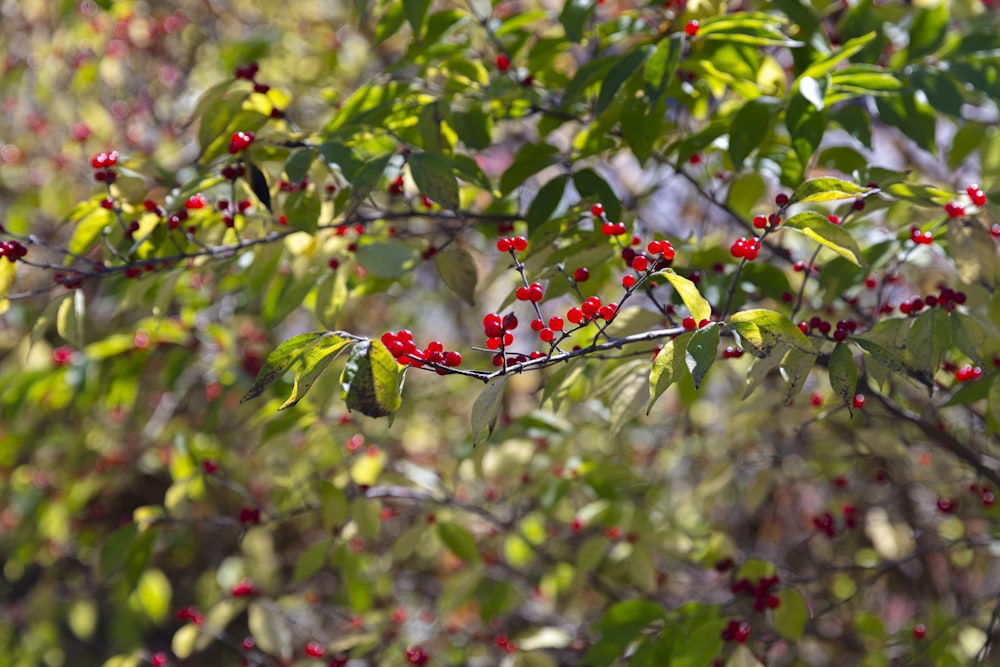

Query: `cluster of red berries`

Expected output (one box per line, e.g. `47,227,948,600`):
216,198,252,228
722,346,744,358
898,286,966,315
566,295,618,324
230,578,258,597
720,620,750,643
388,175,405,196
304,641,325,658
944,201,965,218
0,239,27,263
239,507,261,524
955,365,983,382
495,635,518,654
278,177,309,192
482,313,518,348
592,203,628,235
404,646,429,665
752,213,782,229
381,331,463,371
731,574,781,611
221,164,245,181
228,131,255,154
967,183,987,207
682,316,712,331
496,236,528,253
91,150,119,182
515,281,545,303
910,226,934,245
730,236,761,260
174,605,204,626
969,483,995,508
814,504,858,537
234,62,260,81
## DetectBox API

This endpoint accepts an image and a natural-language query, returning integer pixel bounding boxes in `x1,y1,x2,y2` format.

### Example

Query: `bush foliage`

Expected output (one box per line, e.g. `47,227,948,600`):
1,1,1000,666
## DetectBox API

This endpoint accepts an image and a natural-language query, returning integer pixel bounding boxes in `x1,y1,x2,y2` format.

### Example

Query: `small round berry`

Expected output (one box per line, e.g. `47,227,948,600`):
752,214,767,229
151,652,168,667
622,274,636,288
530,318,545,332
936,498,956,513
852,394,865,409
496,238,512,252
548,316,564,331
567,307,584,324
945,201,965,218
682,316,696,331
775,193,789,206
304,641,325,658
631,255,648,272
684,20,699,36
511,236,528,251
913,624,926,640
591,203,605,217
574,266,590,282
496,54,511,72
539,328,554,342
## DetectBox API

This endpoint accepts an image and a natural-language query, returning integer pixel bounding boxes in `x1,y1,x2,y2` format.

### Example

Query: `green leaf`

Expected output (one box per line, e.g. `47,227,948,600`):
727,309,814,354
742,343,788,399
57,289,86,348
135,568,172,623
340,339,405,419
292,537,333,584
314,270,348,330
409,152,460,210
728,97,780,168
875,94,936,155
282,190,320,233
561,55,617,108
450,107,492,150
948,123,987,170
652,269,712,323
648,332,693,413
597,49,648,116
988,377,1000,434
100,523,138,581
499,143,560,196
559,0,597,43
526,174,568,235
375,1,406,44
828,342,858,414
911,67,964,117
248,601,293,661
950,313,986,366
782,212,866,267
907,308,949,376
403,0,432,38
320,482,348,531
279,334,353,410
773,588,809,641
349,154,393,206
947,218,995,290
686,323,719,391
435,247,478,306
284,148,317,184
850,337,911,377
585,600,667,666
800,31,877,80
572,168,621,222
728,320,779,359
241,332,333,402
354,241,421,279
907,1,949,61
781,347,817,405
609,363,648,436
789,178,872,204
319,142,364,181
644,34,683,93
472,376,507,446
66,202,112,258
436,522,481,562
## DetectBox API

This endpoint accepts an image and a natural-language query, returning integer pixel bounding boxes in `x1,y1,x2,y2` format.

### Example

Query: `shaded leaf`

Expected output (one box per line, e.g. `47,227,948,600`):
829,342,858,414
437,522,481,562
572,168,621,222
279,335,353,410
245,160,273,212
609,363,648,436
248,602,293,661
950,313,986,366
781,347,817,405
314,270,348,330
648,332,693,413
686,323,720,390
947,219,995,290
773,588,809,641
340,339,405,419
597,49,648,116
472,376,507,445
526,174,568,235
354,241,421,279
435,247,478,305
242,332,334,402
100,523,138,581
409,152,460,210
729,97,780,168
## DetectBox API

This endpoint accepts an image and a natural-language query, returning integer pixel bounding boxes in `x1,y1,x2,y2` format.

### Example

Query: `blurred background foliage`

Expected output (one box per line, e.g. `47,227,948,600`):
1,0,1000,666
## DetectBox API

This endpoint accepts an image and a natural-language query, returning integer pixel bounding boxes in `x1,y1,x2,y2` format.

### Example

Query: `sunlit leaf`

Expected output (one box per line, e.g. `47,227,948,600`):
340,339,405,419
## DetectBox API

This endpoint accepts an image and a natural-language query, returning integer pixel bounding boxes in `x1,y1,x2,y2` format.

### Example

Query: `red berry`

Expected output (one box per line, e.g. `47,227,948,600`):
752,215,767,229
515,286,530,301
444,351,462,367
405,646,430,665
305,641,325,658
967,185,986,207
936,498,956,513
622,274,636,288
684,19,699,36
511,236,528,251
631,256,648,272
682,316,696,331
496,53,511,72
497,238,512,252
574,266,590,282
775,193,789,206
567,307,584,324
151,652,168,667
527,283,544,302
202,459,219,474
647,240,663,254
913,624,926,639
185,193,207,209
945,201,965,218
548,316,564,331
591,203,605,217
852,394,865,409
530,318,545,332
539,328,554,342
827,215,841,225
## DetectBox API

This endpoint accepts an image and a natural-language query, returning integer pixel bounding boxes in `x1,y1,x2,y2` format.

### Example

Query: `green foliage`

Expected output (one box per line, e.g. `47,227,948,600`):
2,1,1000,666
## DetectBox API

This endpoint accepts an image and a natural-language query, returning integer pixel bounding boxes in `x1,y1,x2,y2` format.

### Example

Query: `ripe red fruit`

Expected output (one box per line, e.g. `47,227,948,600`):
622,274,636,288
515,286,530,301
936,498,956,513
230,578,257,597
405,646,430,665
944,201,965,218
967,184,986,206
202,459,219,474
682,316,696,331
304,641,325,658
228,131,255,154
496,238,512,252
775,193,789,206
913,624,926,639
496,53,511,72
631,255,648,272
684,20,699,36
574,266,590,282
567,307,584,324
752,214,767,229
591,203,605,217
185,193,207,209
852,394,865,409
527,282,544,302
548,316,564,331
511,236,528,251
539,328,554,342
151,652,168,667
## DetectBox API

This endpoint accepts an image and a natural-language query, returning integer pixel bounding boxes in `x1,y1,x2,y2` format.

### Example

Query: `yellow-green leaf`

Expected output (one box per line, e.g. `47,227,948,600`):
829,342,857,414
727,309,814,354
472,376,507,445
648,332,693,413
340,339,405,418
437,522,481,562
686,323,720,390
783,212,866,266
435,247,478,306
652,269,712,322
